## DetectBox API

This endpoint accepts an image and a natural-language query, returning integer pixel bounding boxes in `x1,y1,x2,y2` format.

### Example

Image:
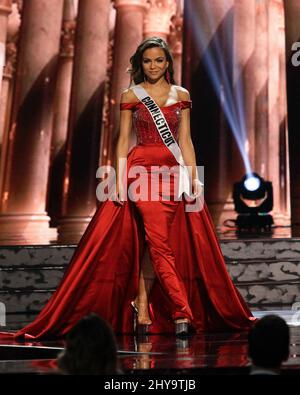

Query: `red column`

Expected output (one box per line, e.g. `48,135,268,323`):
0,0,64,244
267,0,290,226
46,0,77,227
284,0,300,228
58,0,110,242
0,0,17,199
233,0,256,169
254,0,269,179
100,0,147,168
277,0,290,225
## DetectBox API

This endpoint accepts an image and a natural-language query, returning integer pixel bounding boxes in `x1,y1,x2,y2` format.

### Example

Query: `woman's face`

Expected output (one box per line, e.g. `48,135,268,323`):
141,47,169,82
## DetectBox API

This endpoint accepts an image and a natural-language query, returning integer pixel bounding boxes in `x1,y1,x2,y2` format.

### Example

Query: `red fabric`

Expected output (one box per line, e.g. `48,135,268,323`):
121,100,192,145
120,100,192,111
0,100,255,340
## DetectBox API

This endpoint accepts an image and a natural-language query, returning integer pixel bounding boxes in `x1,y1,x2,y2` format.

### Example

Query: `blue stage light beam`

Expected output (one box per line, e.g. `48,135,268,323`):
186,0,252,176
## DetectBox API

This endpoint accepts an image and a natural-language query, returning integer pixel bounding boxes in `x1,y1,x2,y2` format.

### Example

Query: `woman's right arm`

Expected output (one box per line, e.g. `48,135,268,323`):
114,90,133,204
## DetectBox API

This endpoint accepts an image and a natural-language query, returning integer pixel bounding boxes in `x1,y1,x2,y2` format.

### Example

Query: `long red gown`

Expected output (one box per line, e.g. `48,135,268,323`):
1,99,255,339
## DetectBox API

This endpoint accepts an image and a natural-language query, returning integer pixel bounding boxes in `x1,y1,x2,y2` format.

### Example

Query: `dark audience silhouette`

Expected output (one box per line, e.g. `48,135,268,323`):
57,313,119,375
248,314,290,375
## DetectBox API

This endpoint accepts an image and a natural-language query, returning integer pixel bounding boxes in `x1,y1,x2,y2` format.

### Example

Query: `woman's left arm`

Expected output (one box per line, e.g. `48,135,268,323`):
178,89,203,196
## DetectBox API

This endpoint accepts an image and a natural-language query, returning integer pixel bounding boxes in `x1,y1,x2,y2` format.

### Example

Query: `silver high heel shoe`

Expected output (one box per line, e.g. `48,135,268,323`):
174,319,190,337
131,301,152,335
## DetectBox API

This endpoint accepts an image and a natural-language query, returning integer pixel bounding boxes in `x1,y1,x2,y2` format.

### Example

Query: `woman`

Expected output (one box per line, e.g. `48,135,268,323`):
1,37,255,340
117,39,204,336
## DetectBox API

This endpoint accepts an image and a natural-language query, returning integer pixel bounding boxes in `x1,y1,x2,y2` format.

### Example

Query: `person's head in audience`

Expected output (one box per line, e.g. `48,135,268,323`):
248,314,290,374
57,313,118,375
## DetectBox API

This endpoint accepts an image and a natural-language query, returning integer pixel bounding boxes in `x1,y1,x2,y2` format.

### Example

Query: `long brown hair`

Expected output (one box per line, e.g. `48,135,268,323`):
127,36,176,86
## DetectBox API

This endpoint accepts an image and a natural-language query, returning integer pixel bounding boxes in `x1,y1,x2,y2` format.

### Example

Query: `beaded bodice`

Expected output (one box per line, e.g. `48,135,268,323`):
120,101,192,145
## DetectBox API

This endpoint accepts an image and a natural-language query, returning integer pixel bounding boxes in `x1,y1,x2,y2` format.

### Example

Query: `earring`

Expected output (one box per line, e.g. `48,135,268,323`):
166,69,170,84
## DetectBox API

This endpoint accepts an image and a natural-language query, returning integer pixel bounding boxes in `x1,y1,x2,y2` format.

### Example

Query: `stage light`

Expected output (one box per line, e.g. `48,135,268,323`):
233,173,274,233
244,175,261,192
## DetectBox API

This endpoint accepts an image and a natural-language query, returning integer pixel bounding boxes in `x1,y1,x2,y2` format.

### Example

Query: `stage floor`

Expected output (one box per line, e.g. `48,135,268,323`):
0,309,299,375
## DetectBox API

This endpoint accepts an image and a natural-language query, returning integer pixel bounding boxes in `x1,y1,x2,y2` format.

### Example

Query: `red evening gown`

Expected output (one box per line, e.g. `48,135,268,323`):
1,99,255,340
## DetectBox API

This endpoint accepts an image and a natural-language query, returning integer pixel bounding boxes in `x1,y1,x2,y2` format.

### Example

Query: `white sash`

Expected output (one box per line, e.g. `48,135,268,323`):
131,84,194,199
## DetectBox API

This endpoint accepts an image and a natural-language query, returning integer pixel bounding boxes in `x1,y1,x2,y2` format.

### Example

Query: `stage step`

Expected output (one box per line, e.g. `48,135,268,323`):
0,239,300,315
222,239,300,306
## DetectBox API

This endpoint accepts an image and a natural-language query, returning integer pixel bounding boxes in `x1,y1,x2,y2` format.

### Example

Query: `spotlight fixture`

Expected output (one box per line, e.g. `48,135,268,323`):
233,173,273,233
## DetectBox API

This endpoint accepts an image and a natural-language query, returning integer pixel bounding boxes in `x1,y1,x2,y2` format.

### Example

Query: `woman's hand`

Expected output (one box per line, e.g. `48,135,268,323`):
192,179,204,199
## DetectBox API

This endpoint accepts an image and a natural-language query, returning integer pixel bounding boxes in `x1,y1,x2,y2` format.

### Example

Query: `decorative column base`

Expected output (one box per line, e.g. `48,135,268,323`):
272,212,291,227
57,216,94,243
0,214,57,244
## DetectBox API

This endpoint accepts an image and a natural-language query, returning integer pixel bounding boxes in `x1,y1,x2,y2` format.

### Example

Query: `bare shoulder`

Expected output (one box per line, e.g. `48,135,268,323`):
120,87,138,104
173,85,190,101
